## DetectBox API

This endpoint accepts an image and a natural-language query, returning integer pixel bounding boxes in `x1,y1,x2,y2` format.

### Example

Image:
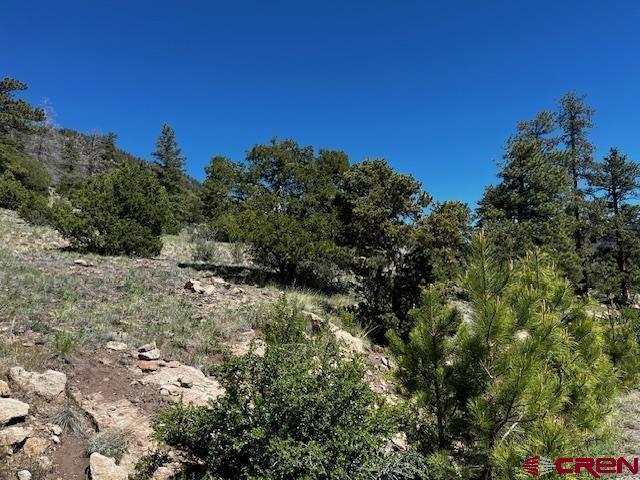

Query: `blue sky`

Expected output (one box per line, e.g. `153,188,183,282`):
2,0,639,205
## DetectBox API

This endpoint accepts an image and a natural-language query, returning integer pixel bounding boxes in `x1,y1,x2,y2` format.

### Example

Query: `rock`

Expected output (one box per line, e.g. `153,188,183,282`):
153,463,181,480
23,437,49,457
17,470,32,480
46,423,62,435
73,392,154,474
140,363,224,407
89,452,128,480
0,380,10,397
210,276,231,289
138,342,156,353
137,360,160,372
302,310,326,333
0,425,32,447
9,367,67,400
74,259,94,267
139,348,161,361
179,378,193,388
106,341,128,351
328,322,366,355
0,398,29,425
51,434,60,443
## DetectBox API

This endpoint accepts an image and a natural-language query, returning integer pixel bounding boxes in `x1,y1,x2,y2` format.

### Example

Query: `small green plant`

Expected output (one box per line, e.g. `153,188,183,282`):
51,330,77,356
49,407,85,436
86,428,129,462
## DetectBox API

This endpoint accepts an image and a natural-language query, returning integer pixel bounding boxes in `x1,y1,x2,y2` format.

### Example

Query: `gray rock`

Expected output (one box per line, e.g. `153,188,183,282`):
0,398,29,426
17,470,32,480
9,367,67,400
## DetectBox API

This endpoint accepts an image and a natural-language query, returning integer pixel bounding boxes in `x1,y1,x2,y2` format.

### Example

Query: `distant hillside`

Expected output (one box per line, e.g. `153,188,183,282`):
20,127,199,189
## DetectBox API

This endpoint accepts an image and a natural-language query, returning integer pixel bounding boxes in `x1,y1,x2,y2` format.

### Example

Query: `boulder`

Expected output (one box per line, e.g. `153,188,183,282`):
9,367,66,400
138,348,161,361
106,341,128,352
89,453,128,480
0,380,10,397
140,363,224,407
0,425,32,447
0,398,29,426
23,437,49,457
136,360,160,372
73,392,154,474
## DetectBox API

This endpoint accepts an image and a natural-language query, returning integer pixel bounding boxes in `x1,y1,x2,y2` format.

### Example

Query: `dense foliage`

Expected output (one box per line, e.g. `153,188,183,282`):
149,299,424,480
389,233,631,479
54,161,170,256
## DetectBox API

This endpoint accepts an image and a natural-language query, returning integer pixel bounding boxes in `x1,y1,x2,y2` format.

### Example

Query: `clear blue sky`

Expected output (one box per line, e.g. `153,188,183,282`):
3,0,639,205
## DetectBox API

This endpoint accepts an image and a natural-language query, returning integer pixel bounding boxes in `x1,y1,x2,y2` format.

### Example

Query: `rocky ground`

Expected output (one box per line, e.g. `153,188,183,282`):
0,209,396,479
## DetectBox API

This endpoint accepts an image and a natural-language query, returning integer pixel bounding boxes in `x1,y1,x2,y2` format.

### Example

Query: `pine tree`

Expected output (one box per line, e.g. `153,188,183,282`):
477,112,578,280
388,285,461,449
152,123,185,195
391,234,621,479
590,147,640,302
0,77,46,137
59,136,80,191
557,92,596,291
99,132,119,172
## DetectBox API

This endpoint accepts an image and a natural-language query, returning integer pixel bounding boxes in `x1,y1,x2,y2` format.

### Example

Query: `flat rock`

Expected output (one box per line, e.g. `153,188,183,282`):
0,398,29,425
17,471,32,480
140,363,224,407
0,380,10,397
23,436,49,457
138,348,161,361
137,360,160,372
73,392,154,474
106,341,128,351
138,343,156,353
89,453,128,480
0,425,32,447
9,367,66,400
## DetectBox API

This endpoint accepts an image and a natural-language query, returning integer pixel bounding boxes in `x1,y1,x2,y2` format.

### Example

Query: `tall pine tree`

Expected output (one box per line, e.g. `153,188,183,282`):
152,123,186,195
477,112,578,281
557,92,596,291
590,147,640,303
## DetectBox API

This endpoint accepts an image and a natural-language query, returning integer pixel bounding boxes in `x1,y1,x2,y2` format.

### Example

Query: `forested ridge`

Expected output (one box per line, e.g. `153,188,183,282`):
2,76,640,479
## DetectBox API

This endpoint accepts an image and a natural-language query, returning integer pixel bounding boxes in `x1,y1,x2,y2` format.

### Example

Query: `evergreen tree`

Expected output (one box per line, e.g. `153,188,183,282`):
477,112,578,281
152,123,185,195
590,147,640,302
99,132,119,172
0,77,46,137
59,136,81,191
557,92,596,291
388,285,461,450
54,161,170,256
336,159,432,339
200,155,246,221
391,234,621,479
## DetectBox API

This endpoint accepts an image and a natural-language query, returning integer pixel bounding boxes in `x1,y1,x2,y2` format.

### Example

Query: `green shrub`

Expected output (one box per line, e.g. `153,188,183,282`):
147,300,422,480
0,171,28,209
0,141,50,193
18,192,52,226
54,161,169,257
86,429,129,462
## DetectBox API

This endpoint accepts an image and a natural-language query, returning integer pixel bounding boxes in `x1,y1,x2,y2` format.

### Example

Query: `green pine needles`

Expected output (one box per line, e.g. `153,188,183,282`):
390,233,630,480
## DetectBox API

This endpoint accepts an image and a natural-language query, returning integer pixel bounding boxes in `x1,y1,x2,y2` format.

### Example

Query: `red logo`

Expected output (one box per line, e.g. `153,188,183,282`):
522,456,640,478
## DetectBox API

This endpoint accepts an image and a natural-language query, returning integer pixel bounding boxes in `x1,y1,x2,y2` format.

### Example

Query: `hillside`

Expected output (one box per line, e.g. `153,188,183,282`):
19,127,199,189
0,209,397,480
